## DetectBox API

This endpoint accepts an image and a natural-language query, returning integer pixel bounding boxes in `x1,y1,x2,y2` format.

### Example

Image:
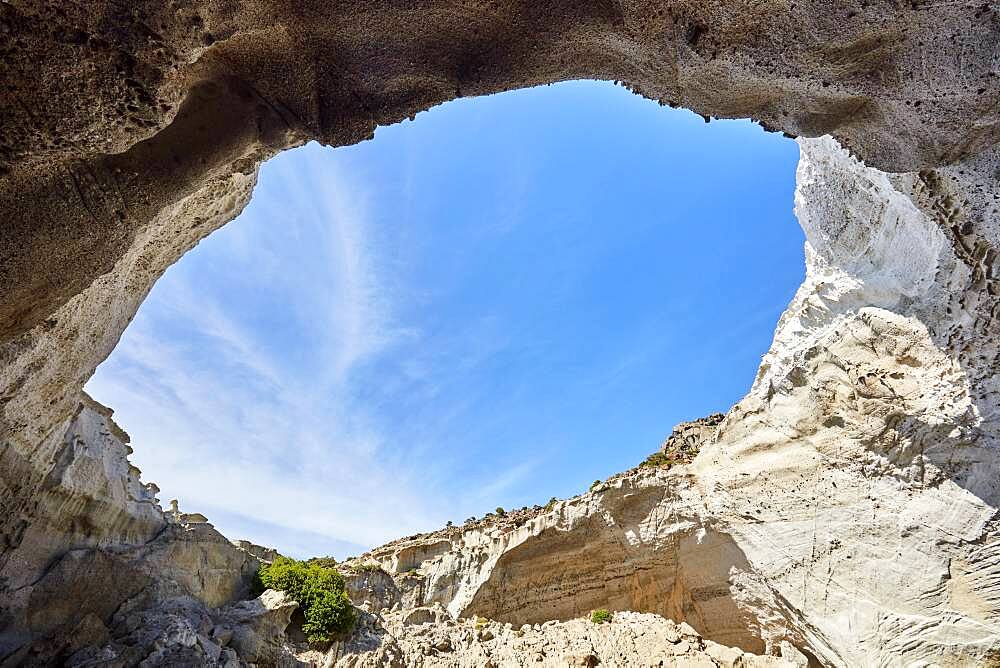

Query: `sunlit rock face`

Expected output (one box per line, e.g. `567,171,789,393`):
5,394,166,590
351,471,767,653
701,136,1000,665
0,0,998,664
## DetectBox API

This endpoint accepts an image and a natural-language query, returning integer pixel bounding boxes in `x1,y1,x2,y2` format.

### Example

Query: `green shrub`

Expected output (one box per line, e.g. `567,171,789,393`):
639,452,674,469
589,479,602,491
254,556,355,643
354,562,384,574
591,608,613,624
545,497,558,510
495,506,506,516
306,556,339,569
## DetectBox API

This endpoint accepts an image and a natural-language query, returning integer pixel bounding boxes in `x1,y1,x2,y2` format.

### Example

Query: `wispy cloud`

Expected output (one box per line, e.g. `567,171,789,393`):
83,83,803,559
86,142,449,556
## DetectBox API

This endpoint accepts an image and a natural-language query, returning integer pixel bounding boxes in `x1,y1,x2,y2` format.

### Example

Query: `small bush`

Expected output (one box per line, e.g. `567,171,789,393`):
495,506,506,516
354,562,384,574
591,609,613,624
306,556,339,569
545,497,558,510
639,452,674,469
589,479,602,491
254,556,356,643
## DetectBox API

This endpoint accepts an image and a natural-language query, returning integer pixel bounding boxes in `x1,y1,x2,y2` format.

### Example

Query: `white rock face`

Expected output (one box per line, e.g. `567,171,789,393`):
0,395,265,661
350,469,771,652
704,137,1000,665
10,393,168,587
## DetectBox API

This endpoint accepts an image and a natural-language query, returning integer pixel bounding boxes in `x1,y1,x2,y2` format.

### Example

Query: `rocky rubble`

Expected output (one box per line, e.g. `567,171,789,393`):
322,609,803,668
655,413,724,462
58,588,301,667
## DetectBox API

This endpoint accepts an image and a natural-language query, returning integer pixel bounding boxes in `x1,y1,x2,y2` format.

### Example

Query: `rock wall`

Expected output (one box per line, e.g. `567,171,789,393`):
1,0,999,664
700,136,1000,665
0,396,262,661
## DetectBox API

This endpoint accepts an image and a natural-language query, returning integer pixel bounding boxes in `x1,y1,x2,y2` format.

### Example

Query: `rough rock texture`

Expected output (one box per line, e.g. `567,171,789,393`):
321,610,801,667
659,413,723,458
63,589,303,667
51,590,794,667
1,1,999,665
699,137,1000,665
0,397,262,660
4,393,166,591
2,0,998,363
217,589,301,666
343,568,406,614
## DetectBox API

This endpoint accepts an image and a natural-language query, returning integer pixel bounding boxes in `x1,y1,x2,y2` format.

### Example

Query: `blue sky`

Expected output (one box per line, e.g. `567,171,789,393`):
86,80,803,559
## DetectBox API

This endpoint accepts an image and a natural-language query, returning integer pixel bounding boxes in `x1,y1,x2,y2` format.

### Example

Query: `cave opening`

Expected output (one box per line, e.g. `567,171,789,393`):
83,79,803,579
3,2,996,662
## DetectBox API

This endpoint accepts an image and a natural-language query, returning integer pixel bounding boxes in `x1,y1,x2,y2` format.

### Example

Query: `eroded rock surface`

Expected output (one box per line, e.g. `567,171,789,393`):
60,589,302,667
323,610,801,668
346,470,770,653
0,398,263,662
1,1,999,665
2,134,998,664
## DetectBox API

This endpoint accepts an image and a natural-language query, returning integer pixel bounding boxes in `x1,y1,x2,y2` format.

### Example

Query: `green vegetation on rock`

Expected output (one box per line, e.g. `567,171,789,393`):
590,608,613,624
254,556,355,643
354,562,384,574
639,452,676,469
305,556,339,569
